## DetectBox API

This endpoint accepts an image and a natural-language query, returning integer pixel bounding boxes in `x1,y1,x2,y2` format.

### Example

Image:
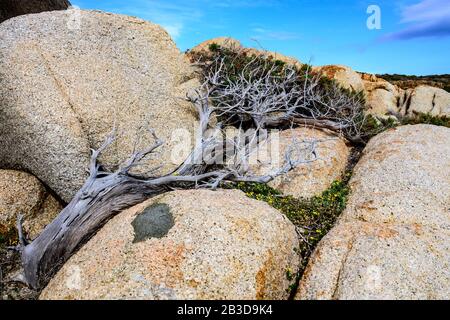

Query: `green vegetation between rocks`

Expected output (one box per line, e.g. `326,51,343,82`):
196,42,450,145
231,171,352,291
399,113,450,128
365,113,450,136
190,43,376,144
198,43,450,296
377,73,450,92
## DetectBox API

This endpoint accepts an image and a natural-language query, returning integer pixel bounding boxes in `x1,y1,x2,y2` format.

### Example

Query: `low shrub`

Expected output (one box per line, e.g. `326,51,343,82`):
230,171,351,293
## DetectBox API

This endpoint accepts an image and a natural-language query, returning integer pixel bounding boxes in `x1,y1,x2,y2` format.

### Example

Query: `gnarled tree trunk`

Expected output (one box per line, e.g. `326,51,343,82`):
18,104,318,289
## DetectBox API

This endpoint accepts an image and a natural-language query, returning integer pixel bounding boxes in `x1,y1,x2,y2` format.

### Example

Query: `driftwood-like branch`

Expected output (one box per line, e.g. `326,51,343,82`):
20,131,166,289
20,46,355,289
20,136,233,288
19,94,319,289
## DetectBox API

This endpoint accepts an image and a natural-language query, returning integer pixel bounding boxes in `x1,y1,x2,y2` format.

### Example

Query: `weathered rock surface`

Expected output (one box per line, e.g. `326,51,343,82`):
313,65,365,92
361,74,402,116
296,125,450,300
400,85,450,117
0,10,198,202
297,221,450,300
189,37,242,53
188,37,302,68
0,170,63,241
342,125,450,229
40,189,300,300
244,47,303,69
191,40,450,120
0,0,70,23
360,74,450,118
251,128,350,199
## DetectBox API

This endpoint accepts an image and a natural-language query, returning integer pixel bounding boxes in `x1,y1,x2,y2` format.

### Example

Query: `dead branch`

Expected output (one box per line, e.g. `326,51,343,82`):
18,45,359,290
192,47,368,143
19,94,318,289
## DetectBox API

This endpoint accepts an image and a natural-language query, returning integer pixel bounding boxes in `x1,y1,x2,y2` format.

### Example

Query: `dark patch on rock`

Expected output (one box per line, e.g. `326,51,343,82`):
131,203,174,243
0,0,71,23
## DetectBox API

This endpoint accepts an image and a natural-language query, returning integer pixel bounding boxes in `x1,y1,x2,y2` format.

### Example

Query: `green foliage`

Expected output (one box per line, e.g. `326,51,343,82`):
274,59,286,68
400,113,450,127
285,268,295,282
359,113,449,142
233,172,351,273
360,114,398,136
208,43,221,52
209,44,288,80
193,44,449,146
192,44,373,143
377,73,450,92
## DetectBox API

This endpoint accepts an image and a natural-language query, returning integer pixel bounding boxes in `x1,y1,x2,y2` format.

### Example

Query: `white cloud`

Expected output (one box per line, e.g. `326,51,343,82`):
211,0,280,8
381,0,450,41
161,23,183,40
251,27,300,41
400,0,450,23
75,0,285,41
111,0,204,40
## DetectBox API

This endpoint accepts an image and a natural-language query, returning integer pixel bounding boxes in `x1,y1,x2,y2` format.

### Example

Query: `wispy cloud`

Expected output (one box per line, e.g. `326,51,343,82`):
93,0,282,41
160,23,183,39
400,0,450,22
251,27,301,41
107,0,205,40
212,0,280,8
381,0,450,41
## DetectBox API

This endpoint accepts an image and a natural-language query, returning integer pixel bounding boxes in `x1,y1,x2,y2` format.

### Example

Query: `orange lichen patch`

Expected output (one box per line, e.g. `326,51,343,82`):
136,241,188,288
318,65,346,78
358,223,399,239
376,227,399,239
255,251,274,300
229,216,255,240
370,148,400,161
412,223,424,236
188,279,200,289
356,200,377,212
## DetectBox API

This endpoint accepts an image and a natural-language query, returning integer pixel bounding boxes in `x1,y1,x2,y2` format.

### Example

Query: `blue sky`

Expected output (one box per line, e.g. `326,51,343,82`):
71,0,450,75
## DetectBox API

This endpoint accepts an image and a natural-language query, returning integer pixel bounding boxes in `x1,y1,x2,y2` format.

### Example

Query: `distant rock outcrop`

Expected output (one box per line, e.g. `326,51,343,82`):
361,73,402,117
400,85,450,117
361,74,450,117
188,37,303,69
318,69,450,118
313,65,365,93
40,189,300,300
0,10,198,202
296,125,450,300
189,38,449,120
0,0,70,23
